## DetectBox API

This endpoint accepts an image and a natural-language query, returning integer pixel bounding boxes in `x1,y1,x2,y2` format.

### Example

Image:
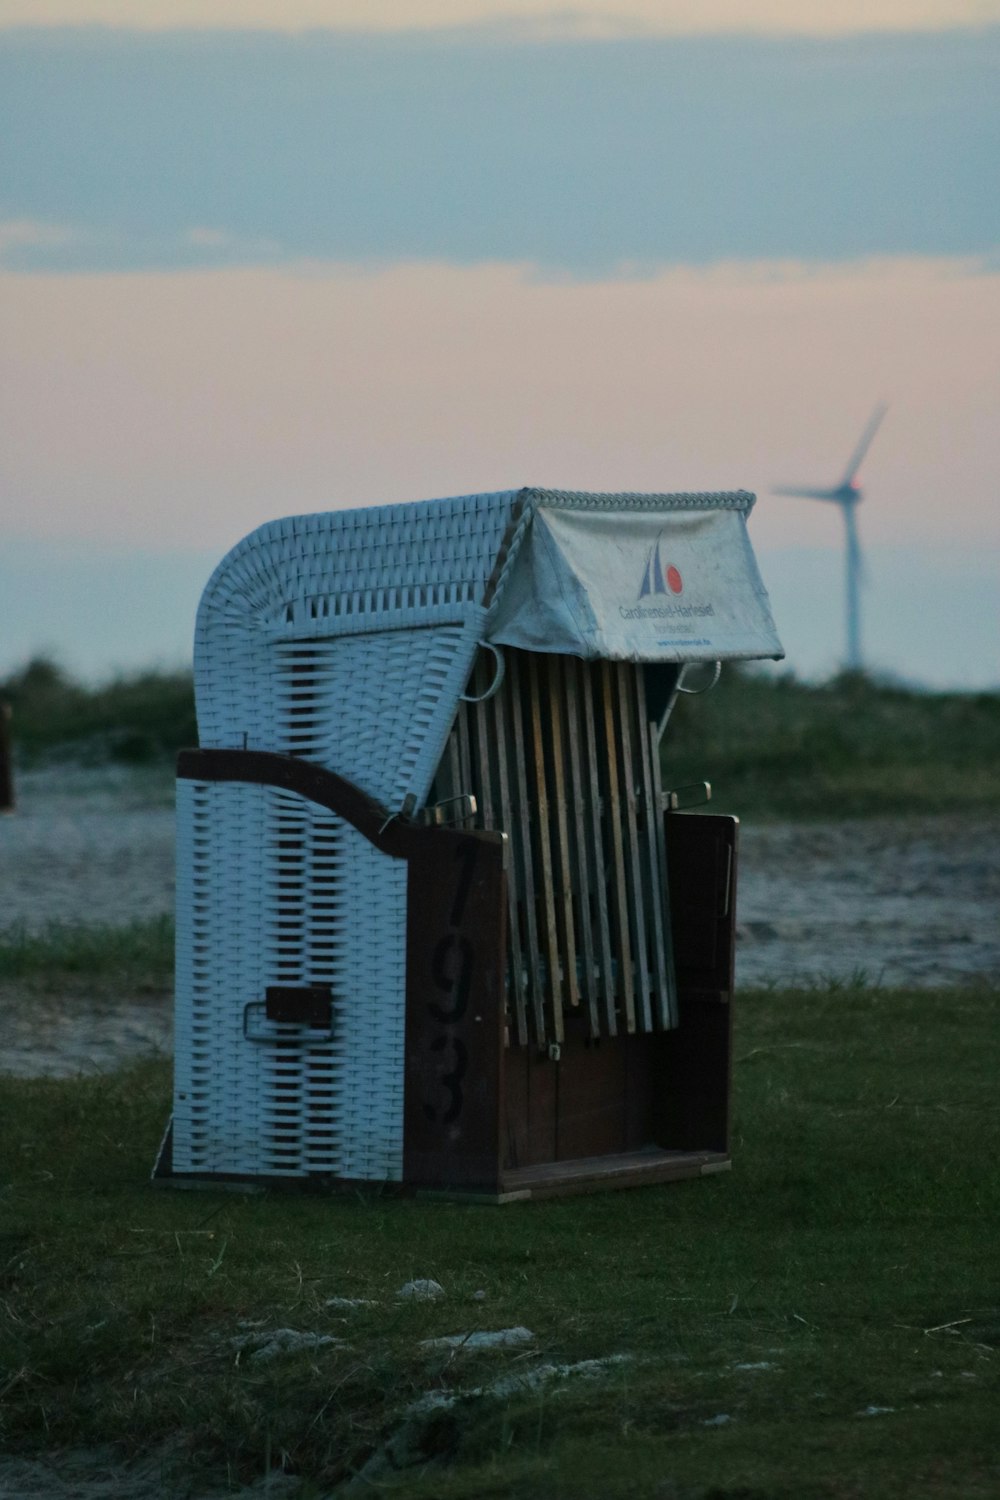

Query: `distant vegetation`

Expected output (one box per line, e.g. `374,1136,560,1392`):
664,665,1000,819
2,655,998,818
0,656,197,766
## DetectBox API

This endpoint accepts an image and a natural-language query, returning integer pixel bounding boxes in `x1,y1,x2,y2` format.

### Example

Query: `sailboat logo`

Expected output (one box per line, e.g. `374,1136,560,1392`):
638,534,683,599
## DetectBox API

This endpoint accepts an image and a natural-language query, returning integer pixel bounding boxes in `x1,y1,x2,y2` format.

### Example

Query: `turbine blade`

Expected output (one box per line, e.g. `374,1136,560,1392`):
772,485,841,501
838,401,888,489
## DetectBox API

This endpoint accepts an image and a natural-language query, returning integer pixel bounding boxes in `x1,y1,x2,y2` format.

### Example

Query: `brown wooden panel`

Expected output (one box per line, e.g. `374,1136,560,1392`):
505,1024,660,1169
622,1031,668,1148
554,1018,628,1162
664,813,739,996
503,1044,558,1170
660,812,739,1154
658,999,732,1154
404,827,508,1192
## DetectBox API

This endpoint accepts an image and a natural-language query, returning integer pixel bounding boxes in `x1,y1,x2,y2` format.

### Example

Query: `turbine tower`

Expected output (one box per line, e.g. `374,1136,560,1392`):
773,403,888,673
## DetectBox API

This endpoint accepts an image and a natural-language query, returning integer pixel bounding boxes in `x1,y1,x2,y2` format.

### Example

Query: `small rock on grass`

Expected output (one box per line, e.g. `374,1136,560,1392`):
230,1328,344,1363
396,1278,445,1301
420,1326,535,1352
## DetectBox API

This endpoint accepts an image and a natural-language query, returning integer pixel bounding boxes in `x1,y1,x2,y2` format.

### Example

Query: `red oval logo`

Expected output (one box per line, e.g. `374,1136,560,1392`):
666,565,683,594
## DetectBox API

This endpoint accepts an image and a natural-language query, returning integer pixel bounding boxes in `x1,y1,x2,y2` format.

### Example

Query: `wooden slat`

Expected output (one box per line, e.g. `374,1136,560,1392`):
649,714,679,1027
599,662,635,1033
564,657,600,1035
546,657,580,1012
580,660,617,1035
490,671,529,1046
614,664,652,1031
455,700,475,827
501,1147,728,1196
634,664,673,1030
507,652,547,1042
472,657,496,830
527,652,564,1041
444,713,462,809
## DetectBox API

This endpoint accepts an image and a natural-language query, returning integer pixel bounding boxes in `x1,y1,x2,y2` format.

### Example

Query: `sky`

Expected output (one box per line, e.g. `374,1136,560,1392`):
1,2,998,689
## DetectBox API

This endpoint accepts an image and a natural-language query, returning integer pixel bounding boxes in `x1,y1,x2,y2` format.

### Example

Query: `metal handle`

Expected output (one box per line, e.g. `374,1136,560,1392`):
676,661,722,695
460,642,505,703
243,985,335,1044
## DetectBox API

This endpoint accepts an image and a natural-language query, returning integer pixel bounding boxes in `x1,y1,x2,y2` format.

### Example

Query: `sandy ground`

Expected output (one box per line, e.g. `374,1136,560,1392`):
0,763,176,933
734,813,1000,989
1,765,999,1081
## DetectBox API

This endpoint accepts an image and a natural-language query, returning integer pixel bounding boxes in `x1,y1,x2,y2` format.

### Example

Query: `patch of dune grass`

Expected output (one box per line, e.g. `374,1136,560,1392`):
2,984,998,1497
0,917,174,992
663,667,1000,819
0,656,196,766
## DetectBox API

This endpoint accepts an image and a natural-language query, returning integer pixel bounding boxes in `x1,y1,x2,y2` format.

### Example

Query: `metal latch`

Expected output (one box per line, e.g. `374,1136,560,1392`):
662,780,712,812
424,793,478,826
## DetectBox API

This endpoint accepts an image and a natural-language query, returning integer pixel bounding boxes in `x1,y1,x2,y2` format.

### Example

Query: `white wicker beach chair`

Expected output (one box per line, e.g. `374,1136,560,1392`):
157,487,782,1198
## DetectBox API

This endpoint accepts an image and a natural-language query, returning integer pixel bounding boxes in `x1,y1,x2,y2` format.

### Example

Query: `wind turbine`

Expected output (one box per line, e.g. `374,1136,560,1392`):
773,402,888,673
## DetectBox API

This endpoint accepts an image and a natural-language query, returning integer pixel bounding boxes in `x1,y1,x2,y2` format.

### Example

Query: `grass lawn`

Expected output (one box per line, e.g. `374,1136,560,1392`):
2,982,998,1497
0,916,174,990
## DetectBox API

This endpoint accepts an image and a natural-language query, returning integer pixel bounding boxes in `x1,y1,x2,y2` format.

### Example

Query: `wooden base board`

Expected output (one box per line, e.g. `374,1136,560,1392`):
416,1147,731,1203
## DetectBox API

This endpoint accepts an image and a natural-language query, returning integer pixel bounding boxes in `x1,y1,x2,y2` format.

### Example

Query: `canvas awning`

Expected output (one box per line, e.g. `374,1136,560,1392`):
486,498,783,664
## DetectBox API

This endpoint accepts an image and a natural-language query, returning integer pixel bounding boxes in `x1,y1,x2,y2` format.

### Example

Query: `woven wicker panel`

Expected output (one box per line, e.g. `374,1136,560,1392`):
172,778,406,1182
194,490,523,758
270,625,480,809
